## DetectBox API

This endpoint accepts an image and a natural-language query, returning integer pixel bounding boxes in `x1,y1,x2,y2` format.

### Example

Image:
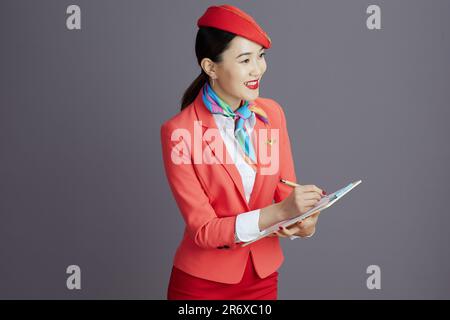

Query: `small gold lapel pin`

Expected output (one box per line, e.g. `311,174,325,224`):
266,139,276,145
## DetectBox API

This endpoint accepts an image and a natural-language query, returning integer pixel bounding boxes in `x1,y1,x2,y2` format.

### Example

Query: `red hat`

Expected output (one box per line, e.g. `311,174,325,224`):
197,4,271,49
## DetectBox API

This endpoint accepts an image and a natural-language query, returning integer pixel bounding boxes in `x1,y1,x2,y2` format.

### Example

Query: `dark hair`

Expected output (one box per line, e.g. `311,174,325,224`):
180,27,236,111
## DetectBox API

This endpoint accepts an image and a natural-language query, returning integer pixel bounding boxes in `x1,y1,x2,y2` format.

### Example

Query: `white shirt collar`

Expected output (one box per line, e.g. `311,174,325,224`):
212,112,256,132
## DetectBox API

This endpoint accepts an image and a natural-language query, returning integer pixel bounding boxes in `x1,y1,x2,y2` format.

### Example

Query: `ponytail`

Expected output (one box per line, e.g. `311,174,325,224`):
179,27,236,111
180,72,208,111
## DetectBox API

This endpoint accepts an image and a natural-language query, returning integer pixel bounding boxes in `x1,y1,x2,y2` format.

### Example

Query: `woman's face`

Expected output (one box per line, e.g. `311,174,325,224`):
207,36,267,110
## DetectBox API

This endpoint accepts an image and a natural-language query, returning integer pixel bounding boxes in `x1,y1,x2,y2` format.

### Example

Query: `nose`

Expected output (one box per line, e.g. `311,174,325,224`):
250,60,264,79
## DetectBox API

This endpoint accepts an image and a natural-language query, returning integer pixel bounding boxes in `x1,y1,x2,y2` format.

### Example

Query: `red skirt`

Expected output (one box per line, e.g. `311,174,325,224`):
167,253,278,300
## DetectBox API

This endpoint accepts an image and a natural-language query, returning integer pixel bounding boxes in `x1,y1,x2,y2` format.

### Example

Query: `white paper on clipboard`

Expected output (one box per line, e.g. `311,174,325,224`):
240,180,362,247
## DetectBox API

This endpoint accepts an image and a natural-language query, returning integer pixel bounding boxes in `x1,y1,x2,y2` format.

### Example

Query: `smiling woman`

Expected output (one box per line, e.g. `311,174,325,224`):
201,36,267,109
160,4,324,300
180,5,270,112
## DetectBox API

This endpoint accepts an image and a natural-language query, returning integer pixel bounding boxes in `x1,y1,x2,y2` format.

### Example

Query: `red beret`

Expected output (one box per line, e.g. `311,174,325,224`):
197,4,271,49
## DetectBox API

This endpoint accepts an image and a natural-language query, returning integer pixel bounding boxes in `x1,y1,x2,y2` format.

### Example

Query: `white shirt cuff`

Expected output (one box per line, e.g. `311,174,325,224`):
235,209,262,242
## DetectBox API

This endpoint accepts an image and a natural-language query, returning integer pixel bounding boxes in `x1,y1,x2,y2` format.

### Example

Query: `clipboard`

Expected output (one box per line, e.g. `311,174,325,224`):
240,180,362,247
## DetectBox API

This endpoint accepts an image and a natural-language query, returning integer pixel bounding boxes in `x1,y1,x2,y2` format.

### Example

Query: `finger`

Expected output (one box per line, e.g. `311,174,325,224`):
302,216,319,229
303,199,320,207
299,220,313,229
274,231,288,238
303,215,318,224
310,211,321,220
279,226,295,236
302,184,325,196
268,232,277,237
270,231,281,237
286,222,302,231
302,206,315,213
299,219,313,228
289,225,303,234
303,191,323,201
275,226,289,237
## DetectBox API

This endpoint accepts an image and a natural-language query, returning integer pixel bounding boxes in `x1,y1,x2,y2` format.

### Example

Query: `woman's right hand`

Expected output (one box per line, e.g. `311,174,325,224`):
279,185,326,220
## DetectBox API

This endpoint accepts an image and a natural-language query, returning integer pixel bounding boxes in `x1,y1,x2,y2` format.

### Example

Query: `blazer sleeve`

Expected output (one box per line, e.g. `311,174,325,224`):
160,122,239,250
272,100,298,203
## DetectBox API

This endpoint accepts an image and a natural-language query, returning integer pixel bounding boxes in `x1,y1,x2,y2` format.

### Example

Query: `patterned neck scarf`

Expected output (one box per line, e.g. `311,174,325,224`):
201,82,269,169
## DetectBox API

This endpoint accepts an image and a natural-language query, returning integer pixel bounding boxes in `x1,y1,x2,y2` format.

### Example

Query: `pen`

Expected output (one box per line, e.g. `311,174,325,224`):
280,178,328,198
279,178,301,188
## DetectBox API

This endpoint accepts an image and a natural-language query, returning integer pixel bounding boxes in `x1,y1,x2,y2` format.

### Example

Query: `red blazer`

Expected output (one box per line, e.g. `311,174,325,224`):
160,89,297,284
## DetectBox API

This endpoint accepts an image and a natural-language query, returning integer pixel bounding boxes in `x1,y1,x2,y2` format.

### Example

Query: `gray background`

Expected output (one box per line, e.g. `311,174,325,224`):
1,0,449,299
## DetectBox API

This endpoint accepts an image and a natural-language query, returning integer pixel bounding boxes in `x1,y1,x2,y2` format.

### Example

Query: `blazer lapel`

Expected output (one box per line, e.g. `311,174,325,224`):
193,91,248,208
248,112,270,208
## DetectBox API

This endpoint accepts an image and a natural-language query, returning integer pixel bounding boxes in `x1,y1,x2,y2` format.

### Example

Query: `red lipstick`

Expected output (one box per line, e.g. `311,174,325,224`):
244,79,259,90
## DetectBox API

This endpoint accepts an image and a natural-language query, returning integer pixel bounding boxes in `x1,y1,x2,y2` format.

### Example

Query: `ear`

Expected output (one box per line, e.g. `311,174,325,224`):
200,58,217,79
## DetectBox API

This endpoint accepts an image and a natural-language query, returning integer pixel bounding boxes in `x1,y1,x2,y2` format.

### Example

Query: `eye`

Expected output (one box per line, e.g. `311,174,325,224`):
240,53,266,64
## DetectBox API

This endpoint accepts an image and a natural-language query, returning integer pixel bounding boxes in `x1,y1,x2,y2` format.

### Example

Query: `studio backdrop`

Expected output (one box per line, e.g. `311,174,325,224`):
1,0,449,299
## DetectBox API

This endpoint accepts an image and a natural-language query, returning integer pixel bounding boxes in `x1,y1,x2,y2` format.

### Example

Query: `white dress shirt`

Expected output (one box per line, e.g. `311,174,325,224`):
212,112,312,242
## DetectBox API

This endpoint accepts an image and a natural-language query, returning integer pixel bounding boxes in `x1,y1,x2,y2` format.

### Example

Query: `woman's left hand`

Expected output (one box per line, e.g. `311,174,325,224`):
268,211,321,238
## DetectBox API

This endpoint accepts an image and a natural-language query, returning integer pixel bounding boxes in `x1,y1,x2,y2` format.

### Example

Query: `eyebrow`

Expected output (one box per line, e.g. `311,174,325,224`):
236,47,264,59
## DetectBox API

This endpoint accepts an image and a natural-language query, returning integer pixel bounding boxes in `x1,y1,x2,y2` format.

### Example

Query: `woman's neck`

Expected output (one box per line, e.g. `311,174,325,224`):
211,84,241,111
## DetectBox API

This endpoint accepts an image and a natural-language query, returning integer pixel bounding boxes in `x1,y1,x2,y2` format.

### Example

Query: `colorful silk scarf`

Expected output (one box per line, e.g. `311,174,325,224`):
201,82,269,169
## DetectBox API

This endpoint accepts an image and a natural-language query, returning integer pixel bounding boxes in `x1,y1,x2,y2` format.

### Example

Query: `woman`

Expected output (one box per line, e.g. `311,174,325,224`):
160,4,326,300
